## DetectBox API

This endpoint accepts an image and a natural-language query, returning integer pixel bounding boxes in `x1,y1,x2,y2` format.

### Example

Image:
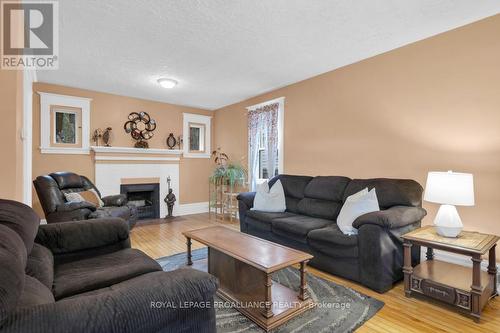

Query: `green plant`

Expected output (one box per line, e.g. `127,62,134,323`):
209,148,247,190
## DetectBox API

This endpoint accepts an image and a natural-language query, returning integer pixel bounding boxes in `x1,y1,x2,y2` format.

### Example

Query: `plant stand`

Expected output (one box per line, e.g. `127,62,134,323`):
209,178,225,220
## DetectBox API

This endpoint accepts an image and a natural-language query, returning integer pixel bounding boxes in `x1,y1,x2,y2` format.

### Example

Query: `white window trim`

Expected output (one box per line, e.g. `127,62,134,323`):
246,97,285,185
39,92,92,154
182,113,212,158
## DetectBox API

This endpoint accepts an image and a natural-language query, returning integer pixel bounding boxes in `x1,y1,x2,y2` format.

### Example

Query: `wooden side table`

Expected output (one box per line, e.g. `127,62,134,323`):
402,226,498,322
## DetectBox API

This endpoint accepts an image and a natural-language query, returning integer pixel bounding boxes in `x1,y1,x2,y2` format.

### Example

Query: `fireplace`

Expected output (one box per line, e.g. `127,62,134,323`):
120,183,160,220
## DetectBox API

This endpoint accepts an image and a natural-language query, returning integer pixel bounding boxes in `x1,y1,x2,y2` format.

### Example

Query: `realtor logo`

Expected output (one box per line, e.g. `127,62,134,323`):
1,1,59,69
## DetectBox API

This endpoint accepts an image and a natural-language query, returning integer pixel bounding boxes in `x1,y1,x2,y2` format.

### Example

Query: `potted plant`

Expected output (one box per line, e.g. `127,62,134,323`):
210,148,246,190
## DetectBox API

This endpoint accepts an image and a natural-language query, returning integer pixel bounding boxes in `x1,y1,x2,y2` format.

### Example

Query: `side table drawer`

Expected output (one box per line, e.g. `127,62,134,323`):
410,276,471,310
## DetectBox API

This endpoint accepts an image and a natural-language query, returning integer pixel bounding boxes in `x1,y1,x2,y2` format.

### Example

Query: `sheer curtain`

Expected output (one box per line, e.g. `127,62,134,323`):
248,102,279,191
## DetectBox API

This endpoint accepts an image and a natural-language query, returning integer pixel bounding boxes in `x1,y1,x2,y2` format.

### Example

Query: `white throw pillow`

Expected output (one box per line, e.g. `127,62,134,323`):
337,188,380,235
64,192,85,203
251,180,286,213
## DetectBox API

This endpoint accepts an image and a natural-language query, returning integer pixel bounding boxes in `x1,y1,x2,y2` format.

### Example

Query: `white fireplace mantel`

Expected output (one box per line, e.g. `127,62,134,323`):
91,146,183,155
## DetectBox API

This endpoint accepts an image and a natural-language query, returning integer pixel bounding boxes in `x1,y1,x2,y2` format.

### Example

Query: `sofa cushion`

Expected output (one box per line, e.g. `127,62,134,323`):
89,206,132,220
0,225,27,323
272,215,332,244
246,211,297,232
17,275,55,308
297,198,342,220
269,175,312,213
50,172,83,190
246,210,297,223
0,199,39,253
303,176,351,201
344,179,423,209
26,243,54,289
53,248,162,300
308,225,359,258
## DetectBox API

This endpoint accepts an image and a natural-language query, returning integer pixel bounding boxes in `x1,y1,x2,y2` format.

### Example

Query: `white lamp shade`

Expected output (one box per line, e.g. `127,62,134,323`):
424,171,474,206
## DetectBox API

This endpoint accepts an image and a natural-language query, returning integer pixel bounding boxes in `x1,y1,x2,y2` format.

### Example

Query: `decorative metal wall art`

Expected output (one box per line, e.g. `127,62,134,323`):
123,112,156,148
166,133,177,149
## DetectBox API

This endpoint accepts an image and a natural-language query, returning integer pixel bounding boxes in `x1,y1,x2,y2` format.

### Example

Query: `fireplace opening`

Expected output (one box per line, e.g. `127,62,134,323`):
120,183,160,220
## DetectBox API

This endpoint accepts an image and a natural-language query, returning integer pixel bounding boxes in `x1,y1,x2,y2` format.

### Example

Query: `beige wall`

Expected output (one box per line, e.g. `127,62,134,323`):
214,15,500,258
32,83,213,216
0,70,24,201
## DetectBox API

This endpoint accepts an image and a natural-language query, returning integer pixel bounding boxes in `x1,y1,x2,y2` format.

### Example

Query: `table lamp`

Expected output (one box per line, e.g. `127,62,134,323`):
423,171,474,237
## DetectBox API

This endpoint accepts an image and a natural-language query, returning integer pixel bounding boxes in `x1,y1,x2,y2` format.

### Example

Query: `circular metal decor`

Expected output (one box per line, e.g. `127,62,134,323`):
123,111,156,148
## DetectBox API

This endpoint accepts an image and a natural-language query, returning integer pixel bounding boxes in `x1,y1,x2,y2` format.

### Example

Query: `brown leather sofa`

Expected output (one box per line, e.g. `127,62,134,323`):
33,172,138,228
0,199,218,333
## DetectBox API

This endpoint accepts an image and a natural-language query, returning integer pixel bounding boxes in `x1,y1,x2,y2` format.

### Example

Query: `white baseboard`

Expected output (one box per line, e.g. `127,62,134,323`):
40,219,47,225
175,202,209,216
420,248,499,288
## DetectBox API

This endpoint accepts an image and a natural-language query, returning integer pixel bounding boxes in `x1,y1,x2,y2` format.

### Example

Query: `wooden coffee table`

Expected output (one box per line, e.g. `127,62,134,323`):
183,226,314,331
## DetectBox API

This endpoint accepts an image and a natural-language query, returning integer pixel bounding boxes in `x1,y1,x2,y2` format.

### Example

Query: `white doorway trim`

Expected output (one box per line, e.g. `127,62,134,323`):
22,69,37,206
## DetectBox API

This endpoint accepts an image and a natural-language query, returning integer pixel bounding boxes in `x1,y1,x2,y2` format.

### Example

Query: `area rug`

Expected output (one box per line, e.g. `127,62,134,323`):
157,248,383,333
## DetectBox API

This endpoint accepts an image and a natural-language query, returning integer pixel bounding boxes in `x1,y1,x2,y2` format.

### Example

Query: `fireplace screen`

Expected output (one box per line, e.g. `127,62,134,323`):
120,183,160,220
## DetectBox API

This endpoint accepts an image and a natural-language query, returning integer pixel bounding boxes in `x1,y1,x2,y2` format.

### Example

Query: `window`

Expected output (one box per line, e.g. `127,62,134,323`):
52,106,81,145
39,92,91,154
188,123,206,152
247,97,284,190
183,113,211,158
257,131,279,179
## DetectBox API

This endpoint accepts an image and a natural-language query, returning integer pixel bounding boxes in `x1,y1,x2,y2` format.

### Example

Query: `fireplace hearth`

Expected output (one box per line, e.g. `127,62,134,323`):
120,183,160,220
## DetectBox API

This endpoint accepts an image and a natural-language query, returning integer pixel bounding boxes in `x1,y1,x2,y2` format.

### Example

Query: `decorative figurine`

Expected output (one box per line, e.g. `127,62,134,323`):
102,127,112,147
166,133,177,149
164,176,176,218
123,112,156,148
92,128,102,146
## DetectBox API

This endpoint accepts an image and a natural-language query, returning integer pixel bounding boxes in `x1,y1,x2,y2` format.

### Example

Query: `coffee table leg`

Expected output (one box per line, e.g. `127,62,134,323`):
263,274,274,318
488,245,497,296
186,237,193,266
403,242,413,297
299,260,310,301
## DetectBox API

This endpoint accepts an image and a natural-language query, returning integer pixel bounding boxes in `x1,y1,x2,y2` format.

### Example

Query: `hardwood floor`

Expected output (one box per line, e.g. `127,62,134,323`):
130,214,500,333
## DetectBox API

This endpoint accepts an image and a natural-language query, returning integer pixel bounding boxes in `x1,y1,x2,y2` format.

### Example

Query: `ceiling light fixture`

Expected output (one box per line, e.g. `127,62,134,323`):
157,78,178,89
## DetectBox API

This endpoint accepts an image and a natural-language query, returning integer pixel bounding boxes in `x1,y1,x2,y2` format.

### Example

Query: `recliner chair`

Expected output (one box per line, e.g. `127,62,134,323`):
0,199,218,333
33,172,138,228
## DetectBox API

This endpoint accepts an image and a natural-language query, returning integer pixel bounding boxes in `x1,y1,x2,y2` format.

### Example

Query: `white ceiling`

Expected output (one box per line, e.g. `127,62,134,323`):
38,0,500,110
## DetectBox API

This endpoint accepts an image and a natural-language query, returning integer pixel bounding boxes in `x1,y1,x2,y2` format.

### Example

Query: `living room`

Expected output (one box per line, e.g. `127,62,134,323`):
1,1,499,332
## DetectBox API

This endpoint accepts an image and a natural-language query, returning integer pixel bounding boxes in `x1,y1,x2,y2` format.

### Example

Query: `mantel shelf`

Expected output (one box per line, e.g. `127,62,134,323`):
91,146,183,155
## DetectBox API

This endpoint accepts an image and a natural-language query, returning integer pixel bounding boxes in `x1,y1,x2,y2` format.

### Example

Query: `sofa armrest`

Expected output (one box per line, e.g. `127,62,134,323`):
55,201,96,212
353,206,427,230
1,269,218,333
102,194,128,207
35,218,130,256
236,192,255,232
236,192,255,209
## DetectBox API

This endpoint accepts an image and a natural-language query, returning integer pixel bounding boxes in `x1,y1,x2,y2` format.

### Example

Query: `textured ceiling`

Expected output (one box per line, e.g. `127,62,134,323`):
37,0,500,110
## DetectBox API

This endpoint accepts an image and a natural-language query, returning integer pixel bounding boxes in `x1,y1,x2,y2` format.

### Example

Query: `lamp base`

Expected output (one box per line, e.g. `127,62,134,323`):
434,204,463,238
